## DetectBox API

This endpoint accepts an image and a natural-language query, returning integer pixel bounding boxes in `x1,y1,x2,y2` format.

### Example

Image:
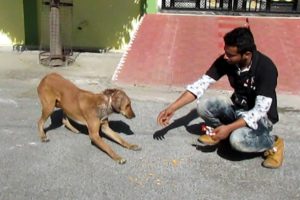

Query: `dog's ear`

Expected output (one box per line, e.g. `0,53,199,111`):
103,89,117,96
107,89,124,113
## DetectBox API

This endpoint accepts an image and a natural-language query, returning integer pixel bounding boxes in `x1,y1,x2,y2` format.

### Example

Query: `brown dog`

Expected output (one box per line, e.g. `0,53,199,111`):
37,72,141,164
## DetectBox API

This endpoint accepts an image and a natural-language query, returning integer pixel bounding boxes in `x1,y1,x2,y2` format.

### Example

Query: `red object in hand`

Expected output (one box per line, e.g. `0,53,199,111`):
201,124,215,136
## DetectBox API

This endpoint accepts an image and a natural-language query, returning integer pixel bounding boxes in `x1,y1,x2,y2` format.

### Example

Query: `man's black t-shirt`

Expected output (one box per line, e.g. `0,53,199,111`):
205,50,279,124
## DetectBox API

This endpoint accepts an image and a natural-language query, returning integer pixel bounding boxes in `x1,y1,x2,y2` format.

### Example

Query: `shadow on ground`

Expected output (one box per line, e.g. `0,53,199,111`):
153,109,201,140
44,109,135,136
195,140,262,161
153,109,262,162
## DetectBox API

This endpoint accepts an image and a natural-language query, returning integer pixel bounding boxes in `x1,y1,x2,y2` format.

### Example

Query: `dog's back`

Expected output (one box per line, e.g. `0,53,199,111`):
38,72,88,114
37,73,79,99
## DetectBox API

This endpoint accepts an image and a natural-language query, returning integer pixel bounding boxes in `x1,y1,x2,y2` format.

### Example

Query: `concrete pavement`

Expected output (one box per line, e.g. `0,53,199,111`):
0,50,300,200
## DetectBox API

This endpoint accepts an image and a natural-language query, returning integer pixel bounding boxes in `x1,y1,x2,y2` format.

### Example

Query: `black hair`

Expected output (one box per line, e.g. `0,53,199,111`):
224,27,257,54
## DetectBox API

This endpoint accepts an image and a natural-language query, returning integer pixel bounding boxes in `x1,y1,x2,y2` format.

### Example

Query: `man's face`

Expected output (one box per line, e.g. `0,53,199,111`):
223,45,243,65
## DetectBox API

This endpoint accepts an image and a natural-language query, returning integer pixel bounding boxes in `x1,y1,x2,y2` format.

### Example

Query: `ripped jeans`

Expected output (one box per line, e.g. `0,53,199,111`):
197,96,275,153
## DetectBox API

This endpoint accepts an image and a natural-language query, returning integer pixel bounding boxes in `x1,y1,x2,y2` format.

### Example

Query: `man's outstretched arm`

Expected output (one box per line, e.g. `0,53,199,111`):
157,91,196,127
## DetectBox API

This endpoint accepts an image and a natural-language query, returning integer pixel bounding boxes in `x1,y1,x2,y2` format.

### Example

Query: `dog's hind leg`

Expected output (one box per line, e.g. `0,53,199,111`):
37,97,55,142
62,116,80,133
101,120,141,151
88,121,126,164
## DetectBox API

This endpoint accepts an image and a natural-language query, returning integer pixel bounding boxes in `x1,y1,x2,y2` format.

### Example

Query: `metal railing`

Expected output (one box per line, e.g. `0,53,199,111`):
162,0,300,14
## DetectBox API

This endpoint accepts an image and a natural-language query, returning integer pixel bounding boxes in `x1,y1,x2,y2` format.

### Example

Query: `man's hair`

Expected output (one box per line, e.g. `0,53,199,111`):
224,27,257,54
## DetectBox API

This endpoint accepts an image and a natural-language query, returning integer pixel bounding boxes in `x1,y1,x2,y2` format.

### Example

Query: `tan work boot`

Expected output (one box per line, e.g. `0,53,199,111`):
198,124,220,145
198,134,220,146
262,136,284,169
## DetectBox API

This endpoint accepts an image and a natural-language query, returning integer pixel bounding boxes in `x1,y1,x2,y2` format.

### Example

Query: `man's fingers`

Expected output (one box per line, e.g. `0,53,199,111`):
211,135,218,140
157,111,166,125
161,118,169,126
157,111,163,124
160,117,169,127
157,109,174,127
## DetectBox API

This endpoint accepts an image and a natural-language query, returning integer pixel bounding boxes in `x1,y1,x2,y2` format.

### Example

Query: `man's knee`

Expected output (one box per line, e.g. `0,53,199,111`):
197,98,209,118
197,96,231,117
230,127,274,153
229,130,251,152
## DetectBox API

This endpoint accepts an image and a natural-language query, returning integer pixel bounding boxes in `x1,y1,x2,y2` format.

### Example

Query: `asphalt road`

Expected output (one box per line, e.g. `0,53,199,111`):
0,50,300,200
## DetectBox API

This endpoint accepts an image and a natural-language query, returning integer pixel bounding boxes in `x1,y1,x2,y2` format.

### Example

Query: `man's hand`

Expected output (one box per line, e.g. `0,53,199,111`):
157,91,196,127
157,108,174,127
212,118,247,141
212,125,232,140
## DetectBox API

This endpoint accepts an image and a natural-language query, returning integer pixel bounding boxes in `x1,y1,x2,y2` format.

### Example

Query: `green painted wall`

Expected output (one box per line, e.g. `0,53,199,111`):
36,0,149,51
146,0,158,14
0,0,25,45
23,0,39,48
0,0,159,50
71,0,145,50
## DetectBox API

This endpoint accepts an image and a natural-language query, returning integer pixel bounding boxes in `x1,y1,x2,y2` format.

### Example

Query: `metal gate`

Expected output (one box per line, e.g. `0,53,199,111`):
162,0,300,14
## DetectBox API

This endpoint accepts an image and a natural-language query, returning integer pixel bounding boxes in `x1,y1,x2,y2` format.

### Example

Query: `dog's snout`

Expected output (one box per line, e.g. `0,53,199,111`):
131,112,136,118
126,110,135,119
124,107,135,119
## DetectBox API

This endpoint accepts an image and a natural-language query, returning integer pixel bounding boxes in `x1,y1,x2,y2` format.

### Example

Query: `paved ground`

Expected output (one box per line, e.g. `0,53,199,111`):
0,50,300,200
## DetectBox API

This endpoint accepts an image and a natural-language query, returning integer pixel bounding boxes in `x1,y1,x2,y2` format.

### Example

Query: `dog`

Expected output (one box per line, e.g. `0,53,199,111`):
37,72,141,164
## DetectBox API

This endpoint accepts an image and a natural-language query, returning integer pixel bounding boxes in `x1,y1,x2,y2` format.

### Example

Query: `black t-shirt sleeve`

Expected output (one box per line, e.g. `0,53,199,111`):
205,54,227,81
255,59,278,97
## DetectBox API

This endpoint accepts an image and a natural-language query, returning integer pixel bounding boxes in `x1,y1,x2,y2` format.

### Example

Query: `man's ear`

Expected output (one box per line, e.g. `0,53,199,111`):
243,51,252,60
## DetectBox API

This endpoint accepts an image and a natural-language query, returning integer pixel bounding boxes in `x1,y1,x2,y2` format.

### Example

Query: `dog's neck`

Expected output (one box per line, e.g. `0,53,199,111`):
97,94,114,121
105,93,115,114
108,95,112,112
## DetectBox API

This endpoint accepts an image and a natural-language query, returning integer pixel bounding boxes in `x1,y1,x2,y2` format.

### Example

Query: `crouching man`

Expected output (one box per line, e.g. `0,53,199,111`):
157,27,284,169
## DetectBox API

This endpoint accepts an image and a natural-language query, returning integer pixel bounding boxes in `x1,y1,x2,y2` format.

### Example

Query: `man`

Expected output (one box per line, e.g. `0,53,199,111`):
157,27,284,169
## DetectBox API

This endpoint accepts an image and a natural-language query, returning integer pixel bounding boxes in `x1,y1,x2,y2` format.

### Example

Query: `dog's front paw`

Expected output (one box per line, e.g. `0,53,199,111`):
41,137,50,143
130,144,142,151
117,158,127,165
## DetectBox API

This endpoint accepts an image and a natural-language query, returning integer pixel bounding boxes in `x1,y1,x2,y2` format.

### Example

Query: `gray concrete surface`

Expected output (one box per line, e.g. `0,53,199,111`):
0,50,300,200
